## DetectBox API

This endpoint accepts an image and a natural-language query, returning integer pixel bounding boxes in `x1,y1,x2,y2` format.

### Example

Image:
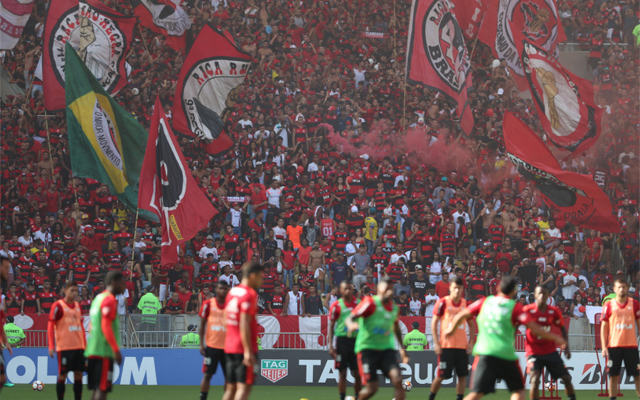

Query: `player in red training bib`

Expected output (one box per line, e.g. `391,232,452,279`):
523,286,575,400
223,262,263,400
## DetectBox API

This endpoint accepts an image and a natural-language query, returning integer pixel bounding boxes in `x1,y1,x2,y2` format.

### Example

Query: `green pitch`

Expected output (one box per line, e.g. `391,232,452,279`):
7,385,638,400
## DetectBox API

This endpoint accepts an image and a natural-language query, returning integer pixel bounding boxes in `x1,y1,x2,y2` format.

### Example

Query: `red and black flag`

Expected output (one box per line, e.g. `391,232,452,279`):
407,0,474,135
516,36,602,155
43,0,135,111
172,24,252,156
131,0,190,52
139,97,218,266
478,0,566,80
503,112,618,232
450,0,487,40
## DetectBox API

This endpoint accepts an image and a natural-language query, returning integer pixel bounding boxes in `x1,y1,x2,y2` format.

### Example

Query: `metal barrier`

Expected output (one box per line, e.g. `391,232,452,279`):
260,332,326,350
22,330,129,348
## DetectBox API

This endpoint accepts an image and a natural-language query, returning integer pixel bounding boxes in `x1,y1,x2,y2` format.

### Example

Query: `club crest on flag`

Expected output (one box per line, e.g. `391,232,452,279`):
489,0,562,75
135,0,190,36
49,2,128,92
520,40,600,153
182,57,249,141
421,0,469,93
152,118,187,243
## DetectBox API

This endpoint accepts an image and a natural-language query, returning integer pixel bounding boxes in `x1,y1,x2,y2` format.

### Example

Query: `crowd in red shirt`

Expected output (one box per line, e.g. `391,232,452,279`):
0,0,638,318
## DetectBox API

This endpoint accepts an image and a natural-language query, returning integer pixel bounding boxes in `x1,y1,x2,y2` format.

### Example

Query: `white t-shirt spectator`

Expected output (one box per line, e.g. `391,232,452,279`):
218,273,239,287
547,227,561,239
561,273,578,300
34,230,52,246
18,235,33,248
345,242,359,265
307,162,319,172
408,299,423,316
266,187,283,208
272,226,286,249
451,211,471,238
286,291,304,315
199,246,218,260
424,293,439,317
116,289,129,315
429,261,443,285
230,208,242,228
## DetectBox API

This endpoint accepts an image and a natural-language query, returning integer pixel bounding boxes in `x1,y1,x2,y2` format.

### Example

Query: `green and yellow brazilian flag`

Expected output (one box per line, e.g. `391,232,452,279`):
65,43,157,222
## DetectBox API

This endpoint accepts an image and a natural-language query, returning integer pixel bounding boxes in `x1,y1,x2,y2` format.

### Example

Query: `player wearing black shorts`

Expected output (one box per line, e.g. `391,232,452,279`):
523,286,575,400
601,278,640,400
328,281,362,400
446,276,566,400
48,281,86,400
199,281,230,400
430,276,474,400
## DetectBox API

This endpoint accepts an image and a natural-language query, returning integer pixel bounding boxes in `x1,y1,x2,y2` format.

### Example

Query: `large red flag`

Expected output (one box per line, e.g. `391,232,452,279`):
515,35,602,155
503,112,618,232
131,0,190,52
139,97,218,266
478,0,566,80
172,24,252,156
43,0,135,111
407,0,474,135
451,0,487,40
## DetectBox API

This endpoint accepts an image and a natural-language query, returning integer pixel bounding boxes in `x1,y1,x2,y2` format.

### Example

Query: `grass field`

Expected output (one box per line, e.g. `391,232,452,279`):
6,385,639,400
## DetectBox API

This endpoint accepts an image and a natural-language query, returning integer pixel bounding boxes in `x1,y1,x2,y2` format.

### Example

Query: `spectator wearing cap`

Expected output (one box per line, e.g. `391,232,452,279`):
432,176,454,204
198,235,218,261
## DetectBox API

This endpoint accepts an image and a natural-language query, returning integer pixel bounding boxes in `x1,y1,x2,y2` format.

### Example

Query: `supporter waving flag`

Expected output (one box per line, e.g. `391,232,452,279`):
516,35,602,155
0,0,35,49
406,0,474,136
43,0,135,111
139,97,218,266
65,42,156,222
503,112,618,233
172,24,252,156
478,0,566,80
131,0,191,52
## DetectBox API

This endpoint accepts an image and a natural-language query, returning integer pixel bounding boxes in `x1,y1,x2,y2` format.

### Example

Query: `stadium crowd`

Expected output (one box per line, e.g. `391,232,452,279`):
0,0,639,322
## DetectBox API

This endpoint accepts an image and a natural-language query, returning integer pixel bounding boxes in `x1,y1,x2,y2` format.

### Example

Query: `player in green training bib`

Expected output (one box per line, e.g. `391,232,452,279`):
446,276,566,400
328,281,362,400
85,271,126,400
346,277,409,400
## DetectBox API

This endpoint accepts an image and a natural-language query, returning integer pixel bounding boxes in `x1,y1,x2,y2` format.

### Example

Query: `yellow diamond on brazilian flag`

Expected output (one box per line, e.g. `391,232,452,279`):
65,42,157,222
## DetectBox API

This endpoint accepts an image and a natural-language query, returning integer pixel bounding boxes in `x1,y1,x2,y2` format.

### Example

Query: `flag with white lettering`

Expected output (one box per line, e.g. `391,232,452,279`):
0,0,35,49
478,0,566,79
43,0,135,111
517,36,602,155
172,24,252,156
131,0,190,52
407,0,474,135
504,112,617,232
65,43,156,221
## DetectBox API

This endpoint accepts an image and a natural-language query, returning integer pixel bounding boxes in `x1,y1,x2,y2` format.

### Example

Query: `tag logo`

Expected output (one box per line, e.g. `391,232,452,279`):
261,359,288,383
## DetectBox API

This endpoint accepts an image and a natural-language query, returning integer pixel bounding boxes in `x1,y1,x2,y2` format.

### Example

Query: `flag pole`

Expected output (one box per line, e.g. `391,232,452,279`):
130,208,140,262
43,110,55,179
468,36,480,62
137,25,152,55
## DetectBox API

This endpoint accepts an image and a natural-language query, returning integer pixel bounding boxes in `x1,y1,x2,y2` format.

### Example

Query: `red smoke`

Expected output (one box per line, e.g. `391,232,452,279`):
324,120,475,173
